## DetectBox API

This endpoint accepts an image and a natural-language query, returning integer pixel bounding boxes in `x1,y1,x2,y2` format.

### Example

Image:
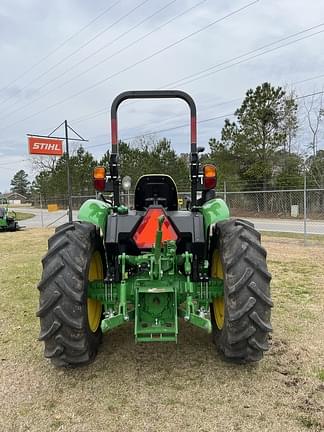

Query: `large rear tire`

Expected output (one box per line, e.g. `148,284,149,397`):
210,219,273,363
37,222,105,367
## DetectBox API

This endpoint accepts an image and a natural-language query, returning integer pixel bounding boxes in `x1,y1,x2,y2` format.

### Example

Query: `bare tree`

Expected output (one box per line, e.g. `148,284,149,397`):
303,91,324,156
283,90,298,154
30,156,58,174
30,143,80,174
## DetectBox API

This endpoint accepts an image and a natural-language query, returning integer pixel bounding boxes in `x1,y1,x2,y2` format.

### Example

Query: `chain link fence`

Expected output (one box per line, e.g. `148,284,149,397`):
216,189,324,241
33,187,324,244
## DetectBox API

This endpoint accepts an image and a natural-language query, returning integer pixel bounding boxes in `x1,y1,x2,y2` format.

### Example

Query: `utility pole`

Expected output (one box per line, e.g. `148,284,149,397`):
27,121,88,225
303,174,307,246
65,120,73,222
40,193,44,228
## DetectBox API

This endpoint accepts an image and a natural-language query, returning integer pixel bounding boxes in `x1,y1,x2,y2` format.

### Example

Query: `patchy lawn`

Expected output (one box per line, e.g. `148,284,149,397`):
0,229,323,432
12,211,35,221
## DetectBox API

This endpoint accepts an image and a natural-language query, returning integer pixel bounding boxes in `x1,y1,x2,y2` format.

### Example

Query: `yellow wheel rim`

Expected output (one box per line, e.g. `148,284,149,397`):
211,251,225,330
87,251,103,332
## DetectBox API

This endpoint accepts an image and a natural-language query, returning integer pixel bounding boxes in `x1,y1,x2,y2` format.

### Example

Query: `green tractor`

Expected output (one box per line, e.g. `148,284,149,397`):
37,90,272,367
0,206,19,231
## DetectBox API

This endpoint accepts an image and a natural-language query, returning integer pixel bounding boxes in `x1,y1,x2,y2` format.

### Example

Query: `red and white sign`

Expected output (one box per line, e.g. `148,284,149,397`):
28,136,63,156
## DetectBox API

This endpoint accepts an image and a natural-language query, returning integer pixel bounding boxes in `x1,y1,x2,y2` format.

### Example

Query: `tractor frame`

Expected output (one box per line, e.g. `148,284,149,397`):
79,91,229,342
37,90,272,366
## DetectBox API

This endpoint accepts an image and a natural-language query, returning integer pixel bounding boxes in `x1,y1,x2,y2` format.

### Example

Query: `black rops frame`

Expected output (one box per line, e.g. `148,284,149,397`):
109,90,199,206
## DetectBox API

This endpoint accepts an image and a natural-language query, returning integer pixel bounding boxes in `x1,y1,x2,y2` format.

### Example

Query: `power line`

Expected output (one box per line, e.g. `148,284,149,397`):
6,26,324,129
0,0,146,107
112,97,241,127
64,69,324,127
1,74,323,152
84,98,240,143
296,90,324,99
0,111,234,168
3,0,179,113
0,0,122,103
73,22,324,123
291,73,324,87
14,0,208,135
36,56,324,140
85,112,235,150
41,0,209,127
81,89,324,149
34,96,240,142
0,0,259,130
0,158,29,167
0,0,181,117
1,87,324,169
163,24,324,87
83,24,322,124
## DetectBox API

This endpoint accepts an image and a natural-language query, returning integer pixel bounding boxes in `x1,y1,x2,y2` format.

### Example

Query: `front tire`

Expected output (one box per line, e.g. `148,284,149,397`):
37,222,105,367
210,219,273,363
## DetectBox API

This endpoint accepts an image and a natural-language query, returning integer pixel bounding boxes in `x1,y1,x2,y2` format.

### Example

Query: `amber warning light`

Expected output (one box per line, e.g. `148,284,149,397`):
28,136,63,156
203,164,217,189
93,166,106,191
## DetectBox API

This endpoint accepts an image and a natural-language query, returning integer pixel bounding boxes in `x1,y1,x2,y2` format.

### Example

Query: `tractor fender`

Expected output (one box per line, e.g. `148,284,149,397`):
199,198,230,233
78,199,112,233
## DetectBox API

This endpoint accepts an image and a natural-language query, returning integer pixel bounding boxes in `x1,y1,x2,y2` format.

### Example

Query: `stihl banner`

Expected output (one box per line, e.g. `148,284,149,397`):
28,136,63,156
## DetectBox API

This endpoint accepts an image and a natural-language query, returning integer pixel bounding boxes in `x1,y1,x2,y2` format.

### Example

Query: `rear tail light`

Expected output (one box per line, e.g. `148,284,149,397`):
133,208,178,249
93,166,106,191
203,164,217,189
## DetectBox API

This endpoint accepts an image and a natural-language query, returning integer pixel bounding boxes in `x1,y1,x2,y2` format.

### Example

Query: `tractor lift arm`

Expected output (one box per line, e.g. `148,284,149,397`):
90,221,223,339
152,215,164,280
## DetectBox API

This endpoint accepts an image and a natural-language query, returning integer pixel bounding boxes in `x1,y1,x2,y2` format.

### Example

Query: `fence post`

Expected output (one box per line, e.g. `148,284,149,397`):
40,193,44,228
303,175,307,246
224,180,227,203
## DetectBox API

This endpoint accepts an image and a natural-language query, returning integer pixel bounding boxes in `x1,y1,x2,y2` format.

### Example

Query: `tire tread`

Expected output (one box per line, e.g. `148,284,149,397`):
37,221,103,367
211,218,272,363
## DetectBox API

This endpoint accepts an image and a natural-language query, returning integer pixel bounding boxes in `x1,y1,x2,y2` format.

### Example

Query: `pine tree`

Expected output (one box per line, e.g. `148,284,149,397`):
10,170,30,196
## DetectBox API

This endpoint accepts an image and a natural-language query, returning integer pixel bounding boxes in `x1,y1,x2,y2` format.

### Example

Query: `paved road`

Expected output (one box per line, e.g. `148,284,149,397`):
247,217,324,235
13,207,78,229
13,207,324,235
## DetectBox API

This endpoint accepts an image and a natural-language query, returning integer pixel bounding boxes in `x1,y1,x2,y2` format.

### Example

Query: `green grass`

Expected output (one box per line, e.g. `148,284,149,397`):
299,416,322,429
0,230,46,360
1,230,324,432
262,230,324,242
13,211,35,221
317,369,324,381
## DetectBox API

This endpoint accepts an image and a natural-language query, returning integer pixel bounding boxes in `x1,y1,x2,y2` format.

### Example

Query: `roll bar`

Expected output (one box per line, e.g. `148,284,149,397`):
109,90,199,206
110,90,197,154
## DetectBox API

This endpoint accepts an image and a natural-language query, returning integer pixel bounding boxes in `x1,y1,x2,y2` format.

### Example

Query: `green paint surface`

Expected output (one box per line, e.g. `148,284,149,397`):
199,198,230,232
78,199,112,232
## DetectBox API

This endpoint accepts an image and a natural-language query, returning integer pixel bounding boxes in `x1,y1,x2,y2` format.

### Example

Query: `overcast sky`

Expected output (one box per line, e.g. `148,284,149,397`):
1,0,324,192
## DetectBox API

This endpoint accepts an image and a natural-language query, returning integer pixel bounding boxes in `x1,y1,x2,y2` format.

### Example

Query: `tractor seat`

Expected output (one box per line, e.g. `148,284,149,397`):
134,175,178,211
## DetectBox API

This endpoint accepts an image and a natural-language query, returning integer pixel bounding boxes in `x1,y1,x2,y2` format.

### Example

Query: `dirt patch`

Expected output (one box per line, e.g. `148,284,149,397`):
0,228,323,432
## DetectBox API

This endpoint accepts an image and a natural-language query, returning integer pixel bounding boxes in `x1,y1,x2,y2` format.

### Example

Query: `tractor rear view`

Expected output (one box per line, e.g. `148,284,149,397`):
37,90,272,367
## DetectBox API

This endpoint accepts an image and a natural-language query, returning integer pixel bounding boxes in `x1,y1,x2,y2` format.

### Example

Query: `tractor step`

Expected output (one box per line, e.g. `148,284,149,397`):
136,321,177,343
136,335,177,342
134,285,178,343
